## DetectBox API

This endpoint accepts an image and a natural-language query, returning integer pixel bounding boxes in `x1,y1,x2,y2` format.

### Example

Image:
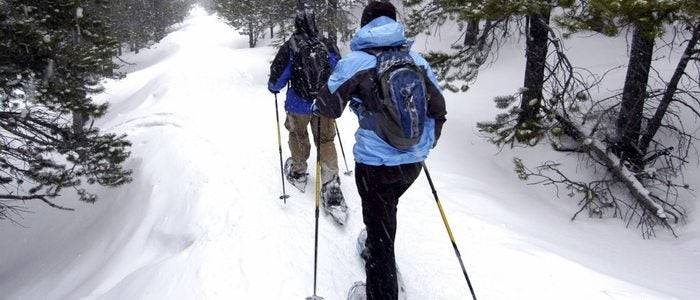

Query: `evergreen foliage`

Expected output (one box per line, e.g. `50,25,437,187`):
214,0,284,48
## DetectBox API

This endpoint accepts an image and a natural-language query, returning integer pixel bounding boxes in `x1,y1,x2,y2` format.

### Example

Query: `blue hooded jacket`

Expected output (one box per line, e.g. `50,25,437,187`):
315,17,447,166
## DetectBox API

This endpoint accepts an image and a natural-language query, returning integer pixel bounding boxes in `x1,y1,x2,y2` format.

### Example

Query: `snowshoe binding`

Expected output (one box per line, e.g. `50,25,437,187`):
321,175,348,225
347,281,367,300
356,228,407,299
284,158,308,193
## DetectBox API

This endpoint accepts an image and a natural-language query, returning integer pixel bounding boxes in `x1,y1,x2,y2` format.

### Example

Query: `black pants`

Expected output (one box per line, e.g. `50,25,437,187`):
355,162,422,300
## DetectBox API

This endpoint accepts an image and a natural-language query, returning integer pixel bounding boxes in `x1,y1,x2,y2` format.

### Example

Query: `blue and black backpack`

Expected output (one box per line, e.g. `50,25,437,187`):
365,47,428,150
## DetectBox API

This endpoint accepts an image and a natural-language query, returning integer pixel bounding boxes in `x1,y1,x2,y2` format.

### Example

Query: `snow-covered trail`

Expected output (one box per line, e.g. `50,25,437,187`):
1,7,698,300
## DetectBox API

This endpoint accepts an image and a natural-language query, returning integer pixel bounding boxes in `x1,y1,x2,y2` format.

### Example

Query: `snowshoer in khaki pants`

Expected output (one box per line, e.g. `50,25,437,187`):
267,9,347,224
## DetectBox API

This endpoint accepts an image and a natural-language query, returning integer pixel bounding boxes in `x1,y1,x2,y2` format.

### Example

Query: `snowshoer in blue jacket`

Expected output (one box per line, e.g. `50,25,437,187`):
314,2,447,299
268,9,348,221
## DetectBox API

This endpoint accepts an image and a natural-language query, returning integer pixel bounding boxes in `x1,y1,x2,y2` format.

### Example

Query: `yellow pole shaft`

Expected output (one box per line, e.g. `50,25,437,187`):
436,197,457,243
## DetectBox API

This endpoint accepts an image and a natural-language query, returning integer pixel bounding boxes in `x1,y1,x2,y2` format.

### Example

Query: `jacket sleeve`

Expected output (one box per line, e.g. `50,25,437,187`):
315,74,352,118
268,41,293,93
426,80,447,144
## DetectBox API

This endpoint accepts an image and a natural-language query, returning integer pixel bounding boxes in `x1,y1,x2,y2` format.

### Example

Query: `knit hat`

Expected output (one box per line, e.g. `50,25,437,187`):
360,1,397,27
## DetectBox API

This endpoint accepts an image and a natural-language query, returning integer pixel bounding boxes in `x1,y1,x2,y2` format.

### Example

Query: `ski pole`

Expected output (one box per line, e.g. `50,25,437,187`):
307,117,324,300
274,93,290,203
422,162,477,300
334,120,352,176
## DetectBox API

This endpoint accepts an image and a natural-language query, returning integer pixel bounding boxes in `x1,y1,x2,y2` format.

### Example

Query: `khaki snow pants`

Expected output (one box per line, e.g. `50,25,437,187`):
285,113,339,184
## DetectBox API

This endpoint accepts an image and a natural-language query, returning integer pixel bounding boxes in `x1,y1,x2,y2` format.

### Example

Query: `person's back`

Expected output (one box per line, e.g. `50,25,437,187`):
316,7,446,166
314,2,447,299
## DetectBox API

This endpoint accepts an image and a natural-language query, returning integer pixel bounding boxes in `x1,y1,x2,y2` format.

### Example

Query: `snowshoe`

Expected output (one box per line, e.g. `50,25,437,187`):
284,158,308,193
347,281,367,300
321,175,348,225
356,228,407,299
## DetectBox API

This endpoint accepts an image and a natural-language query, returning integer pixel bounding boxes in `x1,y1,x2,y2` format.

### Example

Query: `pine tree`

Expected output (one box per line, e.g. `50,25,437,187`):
215,0,271,47
215,0,363,48
1,0,132,220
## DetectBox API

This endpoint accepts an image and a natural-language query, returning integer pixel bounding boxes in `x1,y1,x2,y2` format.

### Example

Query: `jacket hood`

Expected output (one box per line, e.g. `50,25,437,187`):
350,16,407,51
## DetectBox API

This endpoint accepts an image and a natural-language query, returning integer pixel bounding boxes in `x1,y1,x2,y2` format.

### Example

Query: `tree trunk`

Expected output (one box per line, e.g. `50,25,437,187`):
248,21,256,48
639,24,700,155
517,10,551,138
270,25,274,39
616,25,655,169
72,112,87,133
464,19,480,47
327,0,339,42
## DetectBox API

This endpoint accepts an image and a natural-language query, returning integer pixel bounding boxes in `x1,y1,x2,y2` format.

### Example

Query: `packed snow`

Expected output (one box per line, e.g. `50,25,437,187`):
1,6,698,300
